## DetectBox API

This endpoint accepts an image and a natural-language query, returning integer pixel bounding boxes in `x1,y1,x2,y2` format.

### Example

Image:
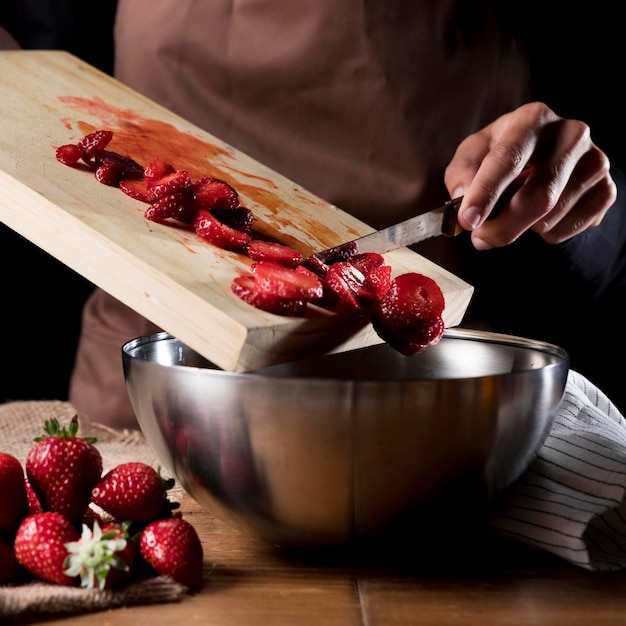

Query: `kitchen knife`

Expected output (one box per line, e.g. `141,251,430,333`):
311,197,463,266
311,167,531,266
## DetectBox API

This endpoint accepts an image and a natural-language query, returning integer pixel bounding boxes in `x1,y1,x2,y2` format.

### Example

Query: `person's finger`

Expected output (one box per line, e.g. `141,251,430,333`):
531,147,615,242
448,103,558,230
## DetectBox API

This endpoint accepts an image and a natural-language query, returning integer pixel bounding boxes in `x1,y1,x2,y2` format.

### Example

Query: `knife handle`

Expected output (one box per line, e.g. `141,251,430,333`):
442,166,532,237
441,198,463,237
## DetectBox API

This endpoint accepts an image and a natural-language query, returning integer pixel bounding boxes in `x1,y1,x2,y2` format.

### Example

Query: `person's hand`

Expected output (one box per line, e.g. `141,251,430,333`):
444,102,617,250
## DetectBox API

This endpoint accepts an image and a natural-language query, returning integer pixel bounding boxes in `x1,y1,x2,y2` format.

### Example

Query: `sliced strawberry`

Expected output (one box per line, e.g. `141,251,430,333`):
300,254,330,279
193,177,240,209
348,252,386,276
370,273,445,356
211,207,254,233
147,170,193,199
295,265,336,305
246,240,303,267
252,261,324,301
362,263,392,301
120,178,159,202
303,241,359,268
388,316,444,356
78,129,113,160
95,161,123,186
400,272,445,315
144,157,176,181
193,208,251,251
232,275,307,316
324,261,368,312
145,191,198,224
93,149,144,180
55,143,84,166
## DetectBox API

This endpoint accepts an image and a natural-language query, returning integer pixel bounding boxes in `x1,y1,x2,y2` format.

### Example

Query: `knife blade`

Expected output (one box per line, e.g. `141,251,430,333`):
311,196,462,266
311,167,532,266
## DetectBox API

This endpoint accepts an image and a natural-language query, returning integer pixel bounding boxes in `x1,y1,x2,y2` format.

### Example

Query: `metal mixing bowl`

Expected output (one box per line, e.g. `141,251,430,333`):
122,328,568,547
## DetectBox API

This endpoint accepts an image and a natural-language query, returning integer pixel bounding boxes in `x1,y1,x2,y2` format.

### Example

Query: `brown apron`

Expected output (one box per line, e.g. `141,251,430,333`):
70,0,530,427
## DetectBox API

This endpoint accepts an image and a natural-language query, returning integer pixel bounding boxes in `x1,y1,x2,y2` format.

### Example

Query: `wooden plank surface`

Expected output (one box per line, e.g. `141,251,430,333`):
0,50,473,372
54,495,626,626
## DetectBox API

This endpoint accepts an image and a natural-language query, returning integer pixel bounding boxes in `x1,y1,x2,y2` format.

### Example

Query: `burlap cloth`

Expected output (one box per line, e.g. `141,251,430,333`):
0,401,188,622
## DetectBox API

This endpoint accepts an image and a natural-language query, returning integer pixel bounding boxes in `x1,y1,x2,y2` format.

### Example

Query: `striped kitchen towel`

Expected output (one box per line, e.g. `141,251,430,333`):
488,369,626,570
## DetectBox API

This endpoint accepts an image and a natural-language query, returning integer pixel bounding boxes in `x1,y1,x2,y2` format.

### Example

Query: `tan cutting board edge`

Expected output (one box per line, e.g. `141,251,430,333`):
0,51,474,372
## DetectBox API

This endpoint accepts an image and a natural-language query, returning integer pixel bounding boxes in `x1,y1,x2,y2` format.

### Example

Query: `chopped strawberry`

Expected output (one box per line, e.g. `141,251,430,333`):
26,417,103,524
324,261,368,312
303,241,358,268
370,273,445,355
14,512,80,586
55,143,84,166
321,252,388,307
145,190,198,224
211,207,254,233
246,240,303,267
362,263,392,301
295,265,336,305
120,178,159,202
91,462,176,524
140,516,203,590
0,452,28,531
78,129,113,160
53,129,451,359
300,254,330,279
146,170,193,199
252,261,324,301
95,161,123,186
93,149,145,180
144,157,176,181
231,274,307,316
193,177,240,209
194,208,251,251
348,252,386,276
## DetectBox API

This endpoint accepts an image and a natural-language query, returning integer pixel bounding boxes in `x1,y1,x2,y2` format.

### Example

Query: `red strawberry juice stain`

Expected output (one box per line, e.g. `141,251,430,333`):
177,234,199,255
56,96,332,253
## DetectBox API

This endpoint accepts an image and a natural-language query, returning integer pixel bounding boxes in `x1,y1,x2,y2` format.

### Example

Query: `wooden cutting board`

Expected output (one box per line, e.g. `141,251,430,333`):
0,51,473,372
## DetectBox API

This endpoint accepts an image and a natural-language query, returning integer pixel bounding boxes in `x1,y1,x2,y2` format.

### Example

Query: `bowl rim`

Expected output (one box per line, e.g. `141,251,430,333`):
122,328,569,383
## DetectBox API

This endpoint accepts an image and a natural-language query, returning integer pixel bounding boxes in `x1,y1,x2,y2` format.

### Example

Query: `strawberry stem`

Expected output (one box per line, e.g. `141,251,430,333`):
33,416,97,444
64,522,130,590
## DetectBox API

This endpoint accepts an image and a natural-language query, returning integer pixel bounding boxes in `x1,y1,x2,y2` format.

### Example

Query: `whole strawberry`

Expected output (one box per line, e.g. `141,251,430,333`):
26,416,103,524
140,516,203,590
0,452,28,530
0,534,19,583
91,461,176,524
14,512,79,585
25,476,44,515
64,520,134,589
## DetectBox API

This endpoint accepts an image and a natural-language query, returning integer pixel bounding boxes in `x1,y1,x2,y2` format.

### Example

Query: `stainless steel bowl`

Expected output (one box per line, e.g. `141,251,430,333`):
122,328,568,547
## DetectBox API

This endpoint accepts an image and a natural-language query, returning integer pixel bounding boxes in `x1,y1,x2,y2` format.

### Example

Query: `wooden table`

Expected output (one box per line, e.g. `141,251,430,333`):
50,495,626,626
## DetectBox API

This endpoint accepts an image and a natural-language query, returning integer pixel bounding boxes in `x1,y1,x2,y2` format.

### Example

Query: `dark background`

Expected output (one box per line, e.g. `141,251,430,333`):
0,1,117,402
